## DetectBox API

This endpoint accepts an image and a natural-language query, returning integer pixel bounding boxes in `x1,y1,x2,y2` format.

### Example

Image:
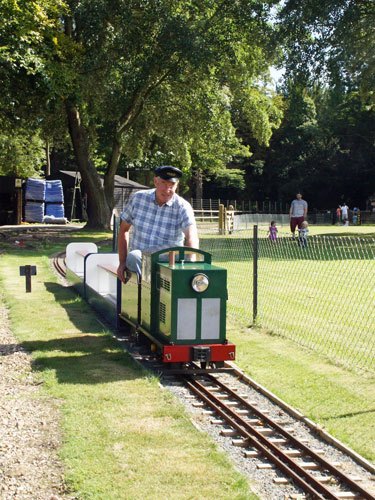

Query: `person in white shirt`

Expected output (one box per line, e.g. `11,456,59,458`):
340,203,349,225
289,193,308,238
297,221,309,249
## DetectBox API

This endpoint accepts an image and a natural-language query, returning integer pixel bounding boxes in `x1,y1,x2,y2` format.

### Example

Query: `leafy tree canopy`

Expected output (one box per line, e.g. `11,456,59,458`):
278,0,375,102
58,0,284,226
0,129,46,177
2,0,285,226
0,0,69,119
0,0,70,177
65,0,282,156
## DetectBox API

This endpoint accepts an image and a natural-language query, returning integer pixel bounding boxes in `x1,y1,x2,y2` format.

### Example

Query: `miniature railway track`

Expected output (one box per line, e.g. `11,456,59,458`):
51,251,375,499
52,251,67,278
182,373,375,500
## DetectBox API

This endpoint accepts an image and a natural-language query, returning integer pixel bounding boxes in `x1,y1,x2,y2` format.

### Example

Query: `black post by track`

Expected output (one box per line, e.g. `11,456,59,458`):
19,265,37,293
112,215,120,252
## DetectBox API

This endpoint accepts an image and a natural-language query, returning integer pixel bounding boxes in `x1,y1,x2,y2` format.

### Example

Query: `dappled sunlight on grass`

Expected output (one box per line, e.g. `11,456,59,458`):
0,235,259,500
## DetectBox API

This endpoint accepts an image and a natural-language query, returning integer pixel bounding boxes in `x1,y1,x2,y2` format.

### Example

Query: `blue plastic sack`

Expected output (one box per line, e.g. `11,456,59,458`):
45,180,64,202
45,203,65,218
25,202,45,222
25,178,45,201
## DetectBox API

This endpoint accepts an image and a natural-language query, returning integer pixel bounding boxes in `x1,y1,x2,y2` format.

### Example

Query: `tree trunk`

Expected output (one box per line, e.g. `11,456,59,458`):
65,102,111,229
104,134,123,214
45,140,51,177
193,168,203,199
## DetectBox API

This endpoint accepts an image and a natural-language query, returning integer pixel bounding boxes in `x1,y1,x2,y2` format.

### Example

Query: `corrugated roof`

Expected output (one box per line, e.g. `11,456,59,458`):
59,170,149,189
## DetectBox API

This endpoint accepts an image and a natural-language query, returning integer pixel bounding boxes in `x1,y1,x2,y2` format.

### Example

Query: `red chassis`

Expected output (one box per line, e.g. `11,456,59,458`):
162,342,235,364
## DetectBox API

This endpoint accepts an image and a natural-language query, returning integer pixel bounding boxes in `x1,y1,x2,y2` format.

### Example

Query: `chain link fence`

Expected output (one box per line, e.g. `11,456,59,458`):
200,227,375,374
113,216,375,373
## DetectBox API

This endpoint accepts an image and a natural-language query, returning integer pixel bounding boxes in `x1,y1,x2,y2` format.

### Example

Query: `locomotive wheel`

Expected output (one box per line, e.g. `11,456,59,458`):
212,361,224,368
169,362,182,370
135,330,151,348
117,317,134,337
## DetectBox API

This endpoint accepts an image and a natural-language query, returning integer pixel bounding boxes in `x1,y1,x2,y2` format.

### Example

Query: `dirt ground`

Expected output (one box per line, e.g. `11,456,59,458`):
0,225,80,499
0,302,77,500
0,224,84,251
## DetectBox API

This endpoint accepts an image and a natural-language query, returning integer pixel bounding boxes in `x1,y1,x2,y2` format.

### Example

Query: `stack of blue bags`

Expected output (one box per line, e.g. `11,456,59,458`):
25,202,45,223
25,179,45,222
45,180,65,218
24,178,66,223
25,178,46,201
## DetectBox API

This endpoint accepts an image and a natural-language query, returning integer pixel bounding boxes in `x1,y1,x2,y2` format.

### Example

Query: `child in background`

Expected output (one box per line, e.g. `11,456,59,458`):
268,221,278,242
298,220,309,248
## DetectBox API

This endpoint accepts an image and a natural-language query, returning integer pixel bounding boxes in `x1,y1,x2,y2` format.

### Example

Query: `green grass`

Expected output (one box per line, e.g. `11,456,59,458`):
276,224,375,237
230,325,375,464
200,229,375,373
2,224,375,498
228,223,375,236
0,232,258,500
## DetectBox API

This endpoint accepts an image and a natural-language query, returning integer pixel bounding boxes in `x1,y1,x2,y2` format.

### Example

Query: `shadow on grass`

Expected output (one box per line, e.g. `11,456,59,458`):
44,281,109,334
16,281,145,385
328,408,375,419
28,348,142,385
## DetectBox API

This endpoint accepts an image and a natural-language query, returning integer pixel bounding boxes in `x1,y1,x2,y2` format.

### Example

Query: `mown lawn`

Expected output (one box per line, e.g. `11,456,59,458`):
1,224,375,500
0,232,258,500
200,228,375,373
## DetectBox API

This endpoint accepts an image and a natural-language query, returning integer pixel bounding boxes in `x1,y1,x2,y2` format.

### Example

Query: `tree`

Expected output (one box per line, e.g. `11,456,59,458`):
277,0,375,99
235,74,375,209
0,0,69,177
225,0,375,209
0,129,46,177
56,0,282,228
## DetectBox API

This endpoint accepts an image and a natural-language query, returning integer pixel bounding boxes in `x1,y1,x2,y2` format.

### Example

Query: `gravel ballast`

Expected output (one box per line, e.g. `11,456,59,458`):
162,371,375,500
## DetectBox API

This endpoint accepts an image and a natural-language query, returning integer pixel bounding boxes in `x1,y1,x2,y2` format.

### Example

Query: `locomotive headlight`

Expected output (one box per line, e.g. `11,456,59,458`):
191,273,209,293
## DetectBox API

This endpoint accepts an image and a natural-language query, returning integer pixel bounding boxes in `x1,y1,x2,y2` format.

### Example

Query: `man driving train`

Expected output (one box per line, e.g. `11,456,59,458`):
116,165,199,282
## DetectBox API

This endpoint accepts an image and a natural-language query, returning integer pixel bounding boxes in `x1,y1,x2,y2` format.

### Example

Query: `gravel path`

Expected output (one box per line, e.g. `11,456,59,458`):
0,300,75,500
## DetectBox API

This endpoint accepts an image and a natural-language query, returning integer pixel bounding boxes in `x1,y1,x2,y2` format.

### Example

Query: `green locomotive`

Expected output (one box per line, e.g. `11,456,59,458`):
120,247,235,366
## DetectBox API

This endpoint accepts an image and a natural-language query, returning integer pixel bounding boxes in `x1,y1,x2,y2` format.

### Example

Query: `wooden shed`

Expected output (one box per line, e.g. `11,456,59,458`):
53,170,149,221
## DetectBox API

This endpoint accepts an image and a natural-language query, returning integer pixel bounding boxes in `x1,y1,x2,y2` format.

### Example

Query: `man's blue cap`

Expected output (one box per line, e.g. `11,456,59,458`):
154,165,182,183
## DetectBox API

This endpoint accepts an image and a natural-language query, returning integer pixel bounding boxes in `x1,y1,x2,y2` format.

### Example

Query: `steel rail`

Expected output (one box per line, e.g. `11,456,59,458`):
206,374,375,500
53,252,67,277
226,362,375,477
185,376,332,499
185,375,375,500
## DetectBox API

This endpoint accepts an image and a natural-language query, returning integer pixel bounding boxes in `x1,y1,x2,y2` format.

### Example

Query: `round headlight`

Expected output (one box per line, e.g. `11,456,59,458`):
191,273,209,293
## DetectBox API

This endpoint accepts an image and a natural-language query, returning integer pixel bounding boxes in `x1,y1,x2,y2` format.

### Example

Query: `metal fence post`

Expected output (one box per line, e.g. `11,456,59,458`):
253,224,258,324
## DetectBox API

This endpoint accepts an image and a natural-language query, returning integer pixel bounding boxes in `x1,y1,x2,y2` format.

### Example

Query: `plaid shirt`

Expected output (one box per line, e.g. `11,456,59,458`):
120,189,196,251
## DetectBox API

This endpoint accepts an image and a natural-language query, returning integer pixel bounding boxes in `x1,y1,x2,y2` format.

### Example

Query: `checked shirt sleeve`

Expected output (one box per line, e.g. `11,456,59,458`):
180,199,196,229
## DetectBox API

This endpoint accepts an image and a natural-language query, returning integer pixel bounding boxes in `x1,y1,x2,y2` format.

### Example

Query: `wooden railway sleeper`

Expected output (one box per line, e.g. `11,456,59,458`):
185,376,375,500
205,375,375,500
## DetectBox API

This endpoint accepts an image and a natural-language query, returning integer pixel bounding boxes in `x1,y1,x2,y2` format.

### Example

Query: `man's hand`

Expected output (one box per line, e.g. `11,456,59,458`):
117,263,131,284
117,220,132,283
